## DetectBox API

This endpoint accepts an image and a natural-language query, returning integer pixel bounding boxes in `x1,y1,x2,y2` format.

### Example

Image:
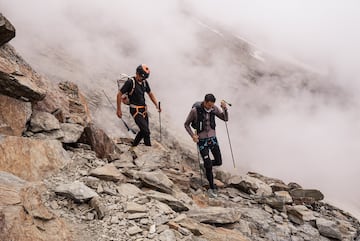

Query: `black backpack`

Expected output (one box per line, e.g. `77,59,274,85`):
191,101,216,132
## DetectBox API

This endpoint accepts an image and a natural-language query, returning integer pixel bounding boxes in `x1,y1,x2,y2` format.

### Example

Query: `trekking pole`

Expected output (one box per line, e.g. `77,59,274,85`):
197,144,203,188
225,120,236,168
158,101,162,142
222,99,236,168
102,90,137,135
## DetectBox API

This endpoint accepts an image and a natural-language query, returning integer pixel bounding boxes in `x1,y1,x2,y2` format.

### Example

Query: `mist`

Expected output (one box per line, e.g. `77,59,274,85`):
1,0,359,219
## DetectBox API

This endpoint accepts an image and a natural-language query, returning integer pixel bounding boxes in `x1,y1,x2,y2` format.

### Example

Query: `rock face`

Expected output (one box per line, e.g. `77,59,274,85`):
0,13,15,46
0,171,72,241
0,94,32,136
0,136,70,181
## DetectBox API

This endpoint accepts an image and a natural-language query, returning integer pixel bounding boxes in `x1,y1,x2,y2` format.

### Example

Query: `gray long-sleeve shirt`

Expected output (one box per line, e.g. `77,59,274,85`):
184,105,228,139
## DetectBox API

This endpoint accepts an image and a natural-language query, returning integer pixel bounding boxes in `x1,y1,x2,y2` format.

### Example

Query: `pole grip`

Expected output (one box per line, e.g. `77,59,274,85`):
158,101,161,110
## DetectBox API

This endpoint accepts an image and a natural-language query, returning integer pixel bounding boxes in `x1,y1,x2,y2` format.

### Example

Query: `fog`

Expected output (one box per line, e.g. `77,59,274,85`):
1,0,359,218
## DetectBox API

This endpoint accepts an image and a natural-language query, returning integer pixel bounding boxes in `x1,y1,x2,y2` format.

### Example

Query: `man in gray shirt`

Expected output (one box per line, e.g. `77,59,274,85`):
184,93,228,198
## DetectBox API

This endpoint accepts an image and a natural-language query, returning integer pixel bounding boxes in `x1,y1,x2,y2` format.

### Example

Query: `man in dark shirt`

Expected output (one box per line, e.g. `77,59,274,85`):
184,93,228,198
116,64,161,147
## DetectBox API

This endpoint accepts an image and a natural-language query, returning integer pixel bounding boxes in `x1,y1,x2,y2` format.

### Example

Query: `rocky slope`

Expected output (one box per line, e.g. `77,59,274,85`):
1,13,360,241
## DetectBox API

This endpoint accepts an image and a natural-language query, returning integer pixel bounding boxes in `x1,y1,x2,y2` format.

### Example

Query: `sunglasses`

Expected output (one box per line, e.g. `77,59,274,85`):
138,67,150,80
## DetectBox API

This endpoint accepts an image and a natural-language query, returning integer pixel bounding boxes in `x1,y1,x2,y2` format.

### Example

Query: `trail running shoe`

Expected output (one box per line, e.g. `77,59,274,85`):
207,189,218,198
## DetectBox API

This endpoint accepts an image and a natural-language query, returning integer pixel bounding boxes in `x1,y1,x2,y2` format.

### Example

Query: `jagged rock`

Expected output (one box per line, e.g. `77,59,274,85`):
288,182,302,190
290,188,324,204
0,171,72,241
228,174,272,196
80,123,120,159
125,202,147,213
0,13,15,46
0,136,70,181
90,196,106,219
270,183,290,192
21,185,54,220
117,183,144,197
127,225,143,236
187,207,241,224
134,151,167,171
58,81,91,125
163,169,191,192
257,195,285,211
0,70,46,101
287,205,316,225
316,218,342,240
30,111,61,132
175,218,249,241
89,163,126,182
274,191,293,204
60,123,84,143
54,181,98,202
138,170,175,194
214,168,232,185
147,190,189,212
0,94,31,136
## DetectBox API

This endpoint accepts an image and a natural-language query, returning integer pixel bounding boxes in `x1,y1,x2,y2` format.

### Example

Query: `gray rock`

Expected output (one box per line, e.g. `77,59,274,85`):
30,111,60,132
158,229,176,241
125,202,147,213
316,218,342,240
0,13,16,46
290,188,324,203
287,205,315,225
138,170,174,194
187,207,240,224
128,225,143,236
229,175,272,196
89,163,126,182
117,183,143,197
90,196,106,219
54,181,98,202
147,190,189,212
60,123,84,143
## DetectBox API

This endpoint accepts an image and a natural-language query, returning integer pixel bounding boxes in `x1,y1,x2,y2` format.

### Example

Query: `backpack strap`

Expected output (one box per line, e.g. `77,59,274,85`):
128,77,136,96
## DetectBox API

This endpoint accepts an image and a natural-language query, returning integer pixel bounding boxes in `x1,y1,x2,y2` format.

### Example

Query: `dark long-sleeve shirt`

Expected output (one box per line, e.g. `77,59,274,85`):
184,105,228,139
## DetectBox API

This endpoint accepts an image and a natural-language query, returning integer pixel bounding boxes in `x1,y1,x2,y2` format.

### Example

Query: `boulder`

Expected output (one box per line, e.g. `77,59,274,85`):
0,171,72,241
0,13,15,46
138,170,174,194
290,188,324,204
116,183,143,197
30,111,61,132
0,136,70,181
287,205,315,225
80,123,120,159
89,163,126,182
60,123,84,143
0,70,46,101
175,218,249,241
0,94,31,136
147,190,189,212
54,181,98,202
316,218,342,240
228,174,272,196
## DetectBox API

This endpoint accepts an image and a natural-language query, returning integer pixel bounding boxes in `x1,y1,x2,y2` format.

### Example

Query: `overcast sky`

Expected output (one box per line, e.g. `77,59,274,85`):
1,0,359,218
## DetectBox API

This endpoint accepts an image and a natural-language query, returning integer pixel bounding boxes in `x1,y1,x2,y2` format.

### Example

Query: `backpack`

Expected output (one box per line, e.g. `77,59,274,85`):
117,74,136,105
190,101,216,132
